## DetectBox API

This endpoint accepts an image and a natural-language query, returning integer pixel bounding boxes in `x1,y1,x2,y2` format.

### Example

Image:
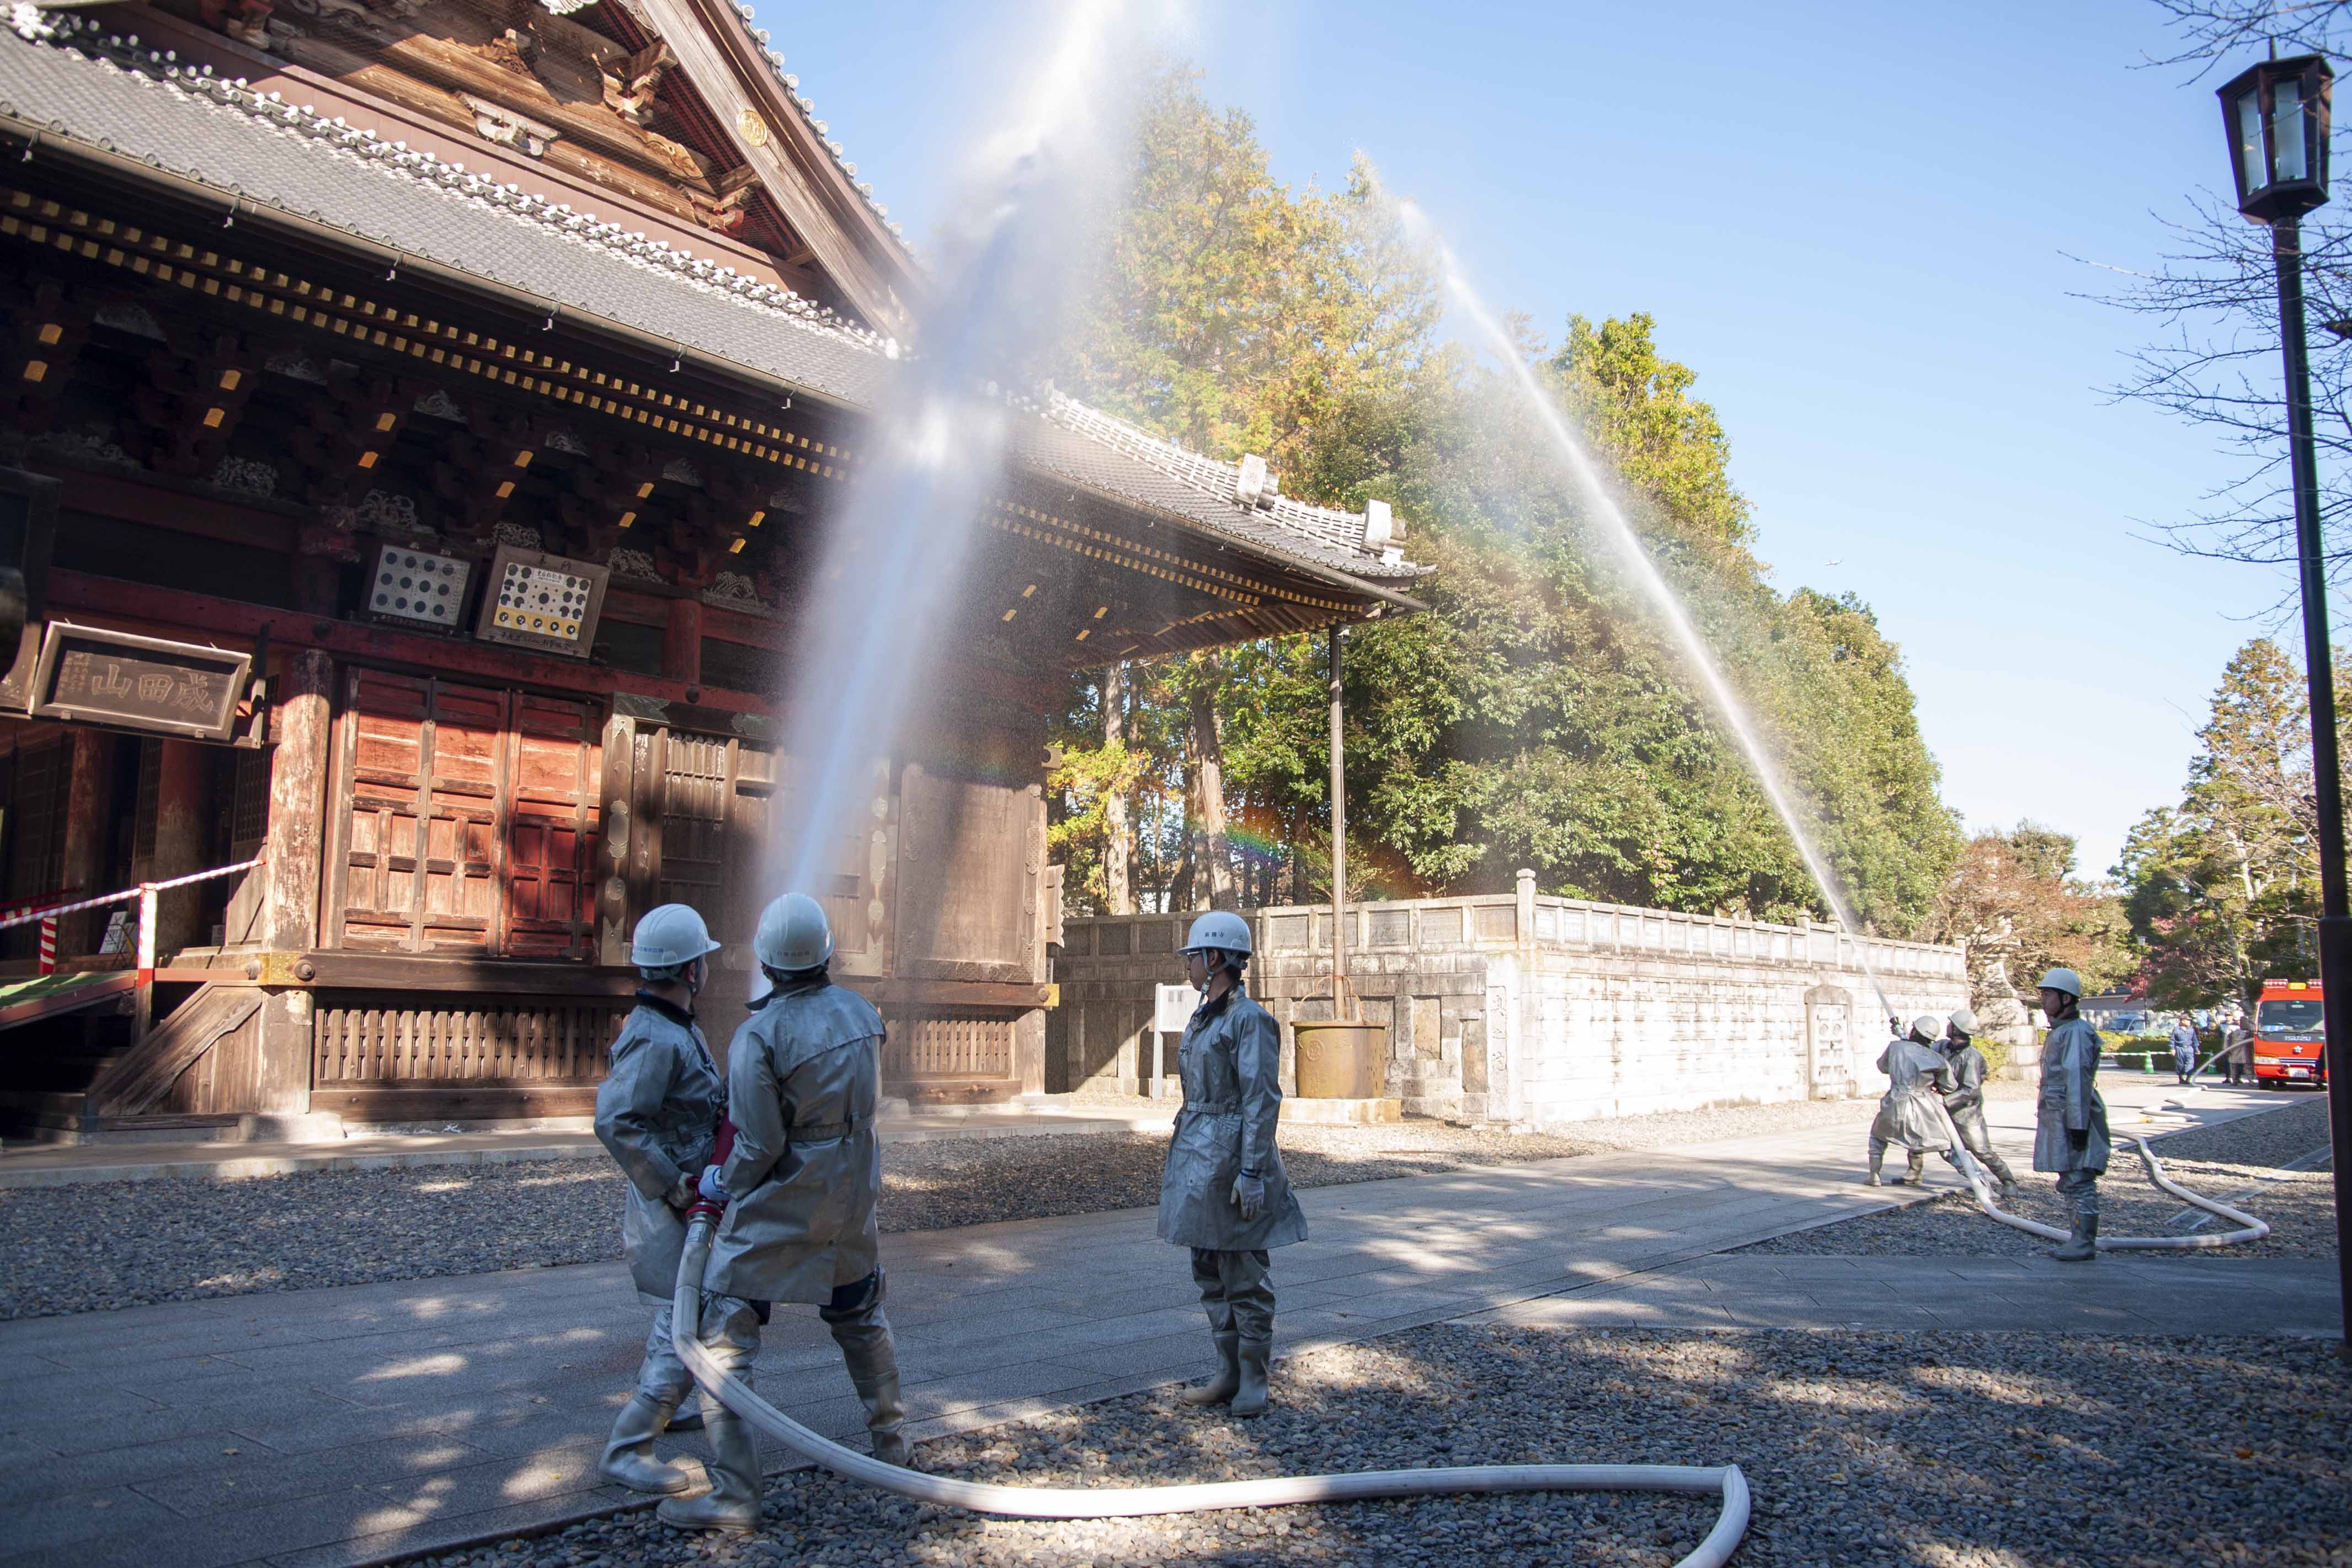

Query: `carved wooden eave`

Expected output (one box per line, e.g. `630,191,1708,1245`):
616,0,915,337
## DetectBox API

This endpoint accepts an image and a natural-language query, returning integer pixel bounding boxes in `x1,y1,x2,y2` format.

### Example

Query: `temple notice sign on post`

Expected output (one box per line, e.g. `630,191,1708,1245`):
28,622,252,742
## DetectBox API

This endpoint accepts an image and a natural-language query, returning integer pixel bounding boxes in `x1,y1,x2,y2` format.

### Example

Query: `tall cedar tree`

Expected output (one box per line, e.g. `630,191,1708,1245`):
1047,69,1959,930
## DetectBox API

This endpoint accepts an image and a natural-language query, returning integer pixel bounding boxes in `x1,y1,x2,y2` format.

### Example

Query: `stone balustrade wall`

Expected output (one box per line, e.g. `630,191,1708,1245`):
1047,873,1970,1127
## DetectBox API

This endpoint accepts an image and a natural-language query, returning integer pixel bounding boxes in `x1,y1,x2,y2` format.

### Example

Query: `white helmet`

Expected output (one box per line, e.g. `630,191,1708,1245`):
631,903,722,971
2037,968,2083,999
1946,1006,1979,1037
1909,1014,1942,1042
755,893,834,971
1181,910,1252,957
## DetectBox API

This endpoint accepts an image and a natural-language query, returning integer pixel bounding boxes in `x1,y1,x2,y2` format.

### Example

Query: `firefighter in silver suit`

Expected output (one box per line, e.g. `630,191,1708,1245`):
660,893,907,1533
2033,967,2111,1263
593,903,725,1496
1158,910,1307,1420
1937,1006,2019,1202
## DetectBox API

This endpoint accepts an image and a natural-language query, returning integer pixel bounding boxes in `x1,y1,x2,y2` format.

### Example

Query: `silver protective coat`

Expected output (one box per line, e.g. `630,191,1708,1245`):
1868,1037,1954,1152
1157,988,1307,1251
2033,1016,2112,1174
1936,1039,1994,1140
707,979,886,1303
595,1000,724,1297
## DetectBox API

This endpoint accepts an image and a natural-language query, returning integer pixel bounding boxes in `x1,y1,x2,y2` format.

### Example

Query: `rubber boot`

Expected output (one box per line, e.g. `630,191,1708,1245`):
845,1352,911,1468
1865,1148,1884,1187
2051,1214,2100,1263
1178,1332,1241,1406
1229,1337,1272,1419
1905,1150,1925,1186
655,1405,761,1532
666,1396,705,1433
1998,1180,2020,1206
598,1394,692,1494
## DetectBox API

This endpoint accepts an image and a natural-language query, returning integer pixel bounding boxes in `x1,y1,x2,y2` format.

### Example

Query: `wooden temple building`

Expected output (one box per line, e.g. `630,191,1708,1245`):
0,0,1423,1139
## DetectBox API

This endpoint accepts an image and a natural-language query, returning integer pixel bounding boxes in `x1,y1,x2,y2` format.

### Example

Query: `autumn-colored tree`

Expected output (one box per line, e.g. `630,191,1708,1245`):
1922,825,2130,1017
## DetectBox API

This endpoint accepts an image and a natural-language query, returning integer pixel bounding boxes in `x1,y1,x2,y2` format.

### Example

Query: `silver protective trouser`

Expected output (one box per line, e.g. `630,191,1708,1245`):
633,1295,693,1405
818,1271,906,1458
1866,1137,1925,1176
2056,1168,2100,1219
1949,1121,2017,1187
1192,1247,1274,1342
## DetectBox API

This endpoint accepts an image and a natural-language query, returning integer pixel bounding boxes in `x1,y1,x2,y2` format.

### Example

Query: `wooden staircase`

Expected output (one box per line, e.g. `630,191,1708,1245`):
0,983,263,1143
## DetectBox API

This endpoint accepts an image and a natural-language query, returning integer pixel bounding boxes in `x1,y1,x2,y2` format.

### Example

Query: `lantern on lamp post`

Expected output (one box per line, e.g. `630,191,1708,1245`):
2216,51,2352,1358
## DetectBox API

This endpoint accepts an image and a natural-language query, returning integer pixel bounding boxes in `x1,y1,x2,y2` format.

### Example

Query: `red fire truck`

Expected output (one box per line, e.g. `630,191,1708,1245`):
2253,979,2328,1089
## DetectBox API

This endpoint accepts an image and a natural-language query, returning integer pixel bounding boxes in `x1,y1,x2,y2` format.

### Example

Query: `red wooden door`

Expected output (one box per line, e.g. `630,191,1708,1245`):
505,692,601,959
333,670,507,954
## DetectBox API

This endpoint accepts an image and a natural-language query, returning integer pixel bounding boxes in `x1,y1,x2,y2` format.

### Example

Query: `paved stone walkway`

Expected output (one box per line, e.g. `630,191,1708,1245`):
0,1082,2324,1568
0,1106,1169,1188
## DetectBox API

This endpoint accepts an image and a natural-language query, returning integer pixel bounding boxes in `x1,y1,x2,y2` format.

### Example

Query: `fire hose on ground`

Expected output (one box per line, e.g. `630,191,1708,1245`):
1929,1102,2270,1251
668,1213,1752,1567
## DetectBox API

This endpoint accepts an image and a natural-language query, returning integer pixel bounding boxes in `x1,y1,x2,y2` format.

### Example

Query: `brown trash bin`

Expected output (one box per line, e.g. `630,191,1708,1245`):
1292,1019,1387,1099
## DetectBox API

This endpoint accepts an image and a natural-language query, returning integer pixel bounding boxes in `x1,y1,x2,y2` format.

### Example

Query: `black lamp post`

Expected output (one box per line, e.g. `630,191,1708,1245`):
2217,51,2352,1356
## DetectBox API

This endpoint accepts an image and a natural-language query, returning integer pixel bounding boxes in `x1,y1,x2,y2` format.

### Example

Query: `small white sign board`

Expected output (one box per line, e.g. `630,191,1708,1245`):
1154,983,1201,1035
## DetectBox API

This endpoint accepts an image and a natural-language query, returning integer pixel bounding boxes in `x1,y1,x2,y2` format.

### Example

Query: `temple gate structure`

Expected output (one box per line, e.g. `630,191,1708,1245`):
0,0,1425,1139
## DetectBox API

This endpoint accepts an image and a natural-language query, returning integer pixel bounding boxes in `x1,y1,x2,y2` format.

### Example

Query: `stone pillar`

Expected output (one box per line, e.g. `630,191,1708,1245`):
253,648,332,1114
151,739,212,956
57,727,114,956
1511,868,1538,1124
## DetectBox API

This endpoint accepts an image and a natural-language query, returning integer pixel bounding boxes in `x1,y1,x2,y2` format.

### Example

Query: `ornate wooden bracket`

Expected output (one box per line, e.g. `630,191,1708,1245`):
430,401,550,541
0,275,93,438
689,166,759,234
556,438,668,559
195,0,273,47
600,40,675,127
286,369,433,505
129,328,266,478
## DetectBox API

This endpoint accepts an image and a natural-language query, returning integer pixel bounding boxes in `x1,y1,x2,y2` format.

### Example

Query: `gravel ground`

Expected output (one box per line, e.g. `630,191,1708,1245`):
425,1325,2351,1568
1740,1097,2339,1261
0,1118,1609,1320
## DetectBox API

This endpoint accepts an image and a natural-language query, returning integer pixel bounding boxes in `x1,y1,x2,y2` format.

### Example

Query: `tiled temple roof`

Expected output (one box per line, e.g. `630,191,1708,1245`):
0,6,1426,588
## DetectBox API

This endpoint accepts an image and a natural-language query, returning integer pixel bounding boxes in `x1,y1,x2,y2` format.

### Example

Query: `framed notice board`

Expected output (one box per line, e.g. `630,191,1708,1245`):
30,622,253,742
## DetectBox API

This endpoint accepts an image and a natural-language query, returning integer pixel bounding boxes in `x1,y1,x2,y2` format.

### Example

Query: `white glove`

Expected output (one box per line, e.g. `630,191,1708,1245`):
1230,1171,1265,1220
697,1165,730,1204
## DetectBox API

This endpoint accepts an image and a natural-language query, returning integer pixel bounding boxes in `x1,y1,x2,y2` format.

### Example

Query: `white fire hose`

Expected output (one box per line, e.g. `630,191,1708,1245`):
1929,1102,2270,1251
670,1216,1751,1566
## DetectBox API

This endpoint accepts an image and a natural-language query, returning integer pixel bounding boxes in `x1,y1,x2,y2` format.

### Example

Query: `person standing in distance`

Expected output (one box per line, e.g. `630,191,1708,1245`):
1159,910,1306,1418
2169,1015,2200,1086
592,903,726,1496
2034,967,2111,1263
660,893,908,1534
2224,1013,2253,1086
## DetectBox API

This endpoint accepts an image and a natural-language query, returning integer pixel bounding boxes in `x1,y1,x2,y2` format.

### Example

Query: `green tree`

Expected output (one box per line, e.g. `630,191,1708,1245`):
1047,70,1960,930
2119,638,2346,1008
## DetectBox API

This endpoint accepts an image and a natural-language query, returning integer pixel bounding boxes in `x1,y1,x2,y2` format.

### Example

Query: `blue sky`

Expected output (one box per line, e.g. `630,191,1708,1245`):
765,0,2309,883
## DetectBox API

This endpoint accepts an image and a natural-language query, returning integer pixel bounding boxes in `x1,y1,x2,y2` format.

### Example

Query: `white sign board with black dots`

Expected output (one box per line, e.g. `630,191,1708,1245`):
364,543,471,633
473,544,610,659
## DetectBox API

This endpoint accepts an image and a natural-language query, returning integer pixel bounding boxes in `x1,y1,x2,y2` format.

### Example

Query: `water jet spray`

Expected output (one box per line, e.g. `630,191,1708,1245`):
1392,197,1901,1026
